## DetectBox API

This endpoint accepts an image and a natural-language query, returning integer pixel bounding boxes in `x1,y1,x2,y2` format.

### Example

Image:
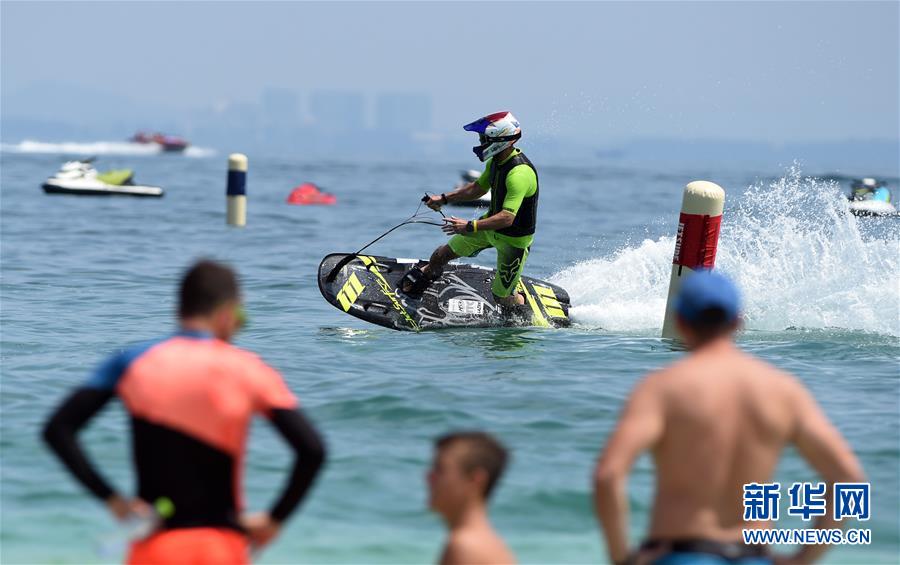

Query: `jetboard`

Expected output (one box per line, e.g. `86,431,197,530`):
318,253,570,331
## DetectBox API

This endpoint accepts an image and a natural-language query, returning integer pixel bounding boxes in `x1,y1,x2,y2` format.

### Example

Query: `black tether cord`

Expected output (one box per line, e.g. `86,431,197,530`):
424,192,446,219
325,197,445,282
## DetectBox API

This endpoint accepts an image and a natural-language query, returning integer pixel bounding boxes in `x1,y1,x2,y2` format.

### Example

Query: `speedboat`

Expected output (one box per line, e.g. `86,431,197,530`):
130,131,190,153
848,178,896,216
42,159,164,197
448,170,490,208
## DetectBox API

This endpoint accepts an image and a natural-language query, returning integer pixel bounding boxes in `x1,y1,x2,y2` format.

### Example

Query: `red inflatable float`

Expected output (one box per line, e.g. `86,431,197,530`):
286,183,336,205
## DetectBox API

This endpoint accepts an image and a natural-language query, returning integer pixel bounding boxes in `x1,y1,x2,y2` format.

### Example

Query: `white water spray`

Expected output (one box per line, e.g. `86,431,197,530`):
554,168,899,336
0,140,215,158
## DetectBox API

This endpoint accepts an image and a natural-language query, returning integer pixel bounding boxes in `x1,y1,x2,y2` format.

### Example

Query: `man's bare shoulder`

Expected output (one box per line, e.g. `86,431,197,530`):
635,358,695,398
672,344,796,381
736,350,803,389
441,529,516,565
635,364,674,389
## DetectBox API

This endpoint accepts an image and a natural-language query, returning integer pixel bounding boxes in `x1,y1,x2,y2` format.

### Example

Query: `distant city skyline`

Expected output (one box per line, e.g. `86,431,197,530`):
2,80,898,173
1,1,897,167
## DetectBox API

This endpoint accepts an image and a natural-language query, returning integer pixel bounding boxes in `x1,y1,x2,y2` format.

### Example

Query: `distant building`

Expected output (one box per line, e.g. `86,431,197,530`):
309,91,366,131
374,92,432,133
261,87,299,126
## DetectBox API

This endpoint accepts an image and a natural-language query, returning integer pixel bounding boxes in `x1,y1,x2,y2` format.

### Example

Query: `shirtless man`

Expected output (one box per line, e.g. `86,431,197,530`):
427,431,516,565
594,271,865,564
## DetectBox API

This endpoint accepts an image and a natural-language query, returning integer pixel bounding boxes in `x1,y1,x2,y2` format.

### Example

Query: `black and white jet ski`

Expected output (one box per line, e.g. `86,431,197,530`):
448,170,490,208
318,253,570,331
42,159,164,198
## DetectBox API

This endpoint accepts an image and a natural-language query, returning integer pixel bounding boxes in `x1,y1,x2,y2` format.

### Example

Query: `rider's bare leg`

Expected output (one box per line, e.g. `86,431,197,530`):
495,291,526,306
421,245,458,280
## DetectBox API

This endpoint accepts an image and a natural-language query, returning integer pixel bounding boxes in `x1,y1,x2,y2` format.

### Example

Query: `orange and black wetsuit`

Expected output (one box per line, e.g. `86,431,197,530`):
43,329,326,564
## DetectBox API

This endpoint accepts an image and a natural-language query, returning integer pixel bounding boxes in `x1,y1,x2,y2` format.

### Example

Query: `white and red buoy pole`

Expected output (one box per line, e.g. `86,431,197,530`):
661,181,726,340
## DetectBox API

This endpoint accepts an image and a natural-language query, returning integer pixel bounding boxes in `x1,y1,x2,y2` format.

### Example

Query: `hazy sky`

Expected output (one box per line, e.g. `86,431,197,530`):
2,1,898,143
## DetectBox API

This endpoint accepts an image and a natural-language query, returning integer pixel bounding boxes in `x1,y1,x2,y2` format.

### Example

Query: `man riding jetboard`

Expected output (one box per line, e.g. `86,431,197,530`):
400,111,538,310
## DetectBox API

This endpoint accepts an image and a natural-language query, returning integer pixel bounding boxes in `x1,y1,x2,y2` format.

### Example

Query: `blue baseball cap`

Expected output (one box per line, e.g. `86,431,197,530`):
675,270,740,323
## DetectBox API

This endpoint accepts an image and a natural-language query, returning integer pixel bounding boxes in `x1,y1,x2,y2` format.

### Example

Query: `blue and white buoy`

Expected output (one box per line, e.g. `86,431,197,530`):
226,153,247,226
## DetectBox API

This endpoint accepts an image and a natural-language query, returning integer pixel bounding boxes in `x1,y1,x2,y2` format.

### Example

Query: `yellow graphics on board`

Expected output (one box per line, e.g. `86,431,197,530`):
337,273,365,311
532,284,567,319
517,280,551,328
359,256,420,331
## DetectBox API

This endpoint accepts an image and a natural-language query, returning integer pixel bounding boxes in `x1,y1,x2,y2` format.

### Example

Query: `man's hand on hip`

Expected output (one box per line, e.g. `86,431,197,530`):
241,511,282,550
105,495,151,522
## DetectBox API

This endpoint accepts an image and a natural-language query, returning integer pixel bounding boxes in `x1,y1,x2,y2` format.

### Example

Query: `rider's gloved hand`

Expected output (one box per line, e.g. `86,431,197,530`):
424,194,447,211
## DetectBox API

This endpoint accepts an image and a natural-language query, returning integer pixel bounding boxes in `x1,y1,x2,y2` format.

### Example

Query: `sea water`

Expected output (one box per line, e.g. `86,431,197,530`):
1,147,897,563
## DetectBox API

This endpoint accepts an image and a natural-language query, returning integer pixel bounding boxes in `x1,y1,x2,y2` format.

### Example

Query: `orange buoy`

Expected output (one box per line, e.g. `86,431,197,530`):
286,183,337,205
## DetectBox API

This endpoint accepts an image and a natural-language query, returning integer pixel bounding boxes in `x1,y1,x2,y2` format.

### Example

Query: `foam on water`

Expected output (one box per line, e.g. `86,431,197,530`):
0,140,215,158
554,168,900,336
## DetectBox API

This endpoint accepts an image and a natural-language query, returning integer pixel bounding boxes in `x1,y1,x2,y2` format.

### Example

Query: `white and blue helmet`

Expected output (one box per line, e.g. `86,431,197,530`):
463,111,522,162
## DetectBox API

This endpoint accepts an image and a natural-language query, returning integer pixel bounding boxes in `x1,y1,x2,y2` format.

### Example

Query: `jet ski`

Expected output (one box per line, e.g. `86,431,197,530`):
848,178,896,216
448,170,490,208
42,159,164,197
131,131,190,153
